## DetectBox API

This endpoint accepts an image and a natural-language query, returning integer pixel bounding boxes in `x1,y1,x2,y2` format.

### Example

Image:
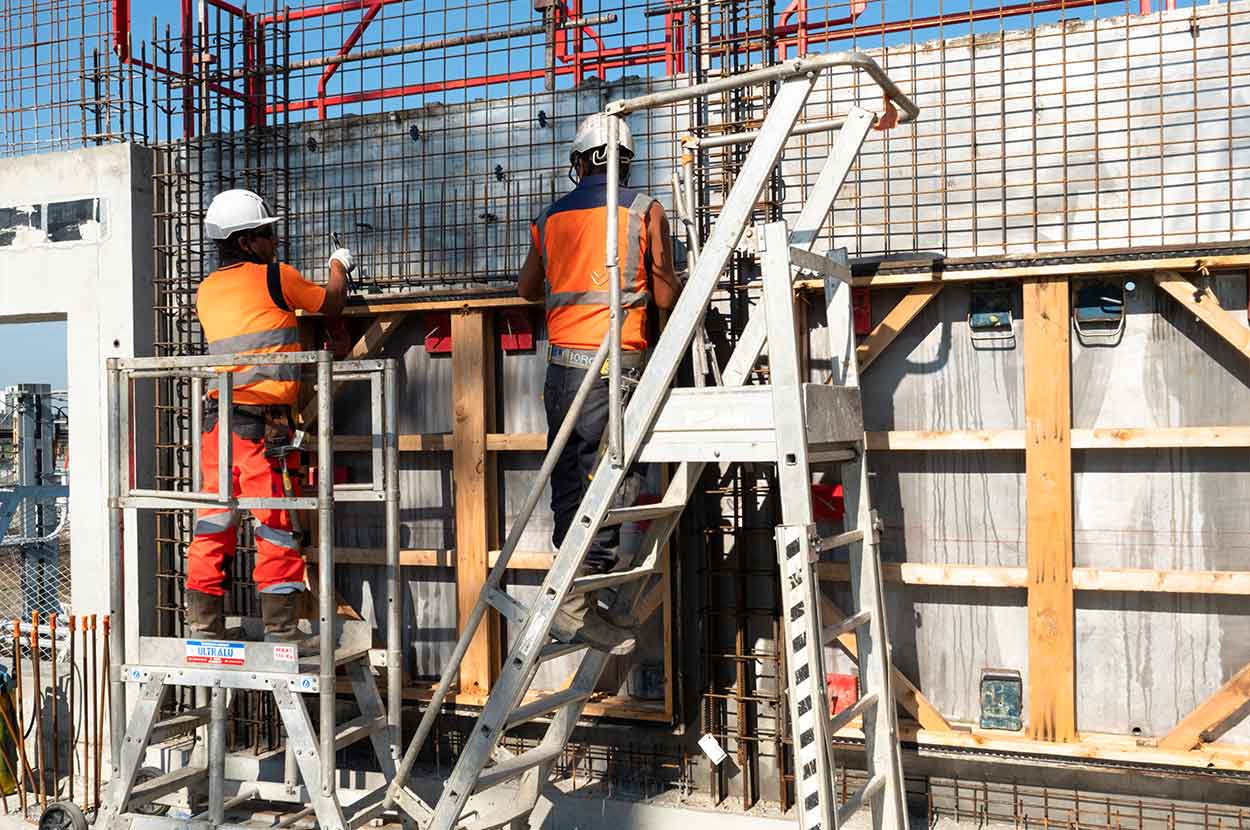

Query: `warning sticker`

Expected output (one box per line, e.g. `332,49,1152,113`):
272,644,297,664
186,640,246,666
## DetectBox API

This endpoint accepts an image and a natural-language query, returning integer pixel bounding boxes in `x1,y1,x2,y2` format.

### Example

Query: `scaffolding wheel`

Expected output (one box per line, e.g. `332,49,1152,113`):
37,801,88,830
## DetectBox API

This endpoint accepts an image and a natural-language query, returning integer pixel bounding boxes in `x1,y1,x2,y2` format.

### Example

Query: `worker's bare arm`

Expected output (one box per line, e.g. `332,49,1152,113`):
517,242,546,302
647,202,680,310
320,260,349,316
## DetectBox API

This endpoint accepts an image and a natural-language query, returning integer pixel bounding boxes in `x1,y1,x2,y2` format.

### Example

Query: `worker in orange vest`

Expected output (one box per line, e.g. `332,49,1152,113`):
517,114,680,654
187,188,351,645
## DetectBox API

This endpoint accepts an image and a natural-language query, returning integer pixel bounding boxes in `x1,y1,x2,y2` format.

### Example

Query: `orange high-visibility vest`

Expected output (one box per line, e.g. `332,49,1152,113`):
195,261,326,406
531,175,656,351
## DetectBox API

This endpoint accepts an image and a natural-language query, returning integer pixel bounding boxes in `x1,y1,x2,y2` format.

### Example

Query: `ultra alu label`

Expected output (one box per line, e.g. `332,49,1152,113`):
186,639,246,666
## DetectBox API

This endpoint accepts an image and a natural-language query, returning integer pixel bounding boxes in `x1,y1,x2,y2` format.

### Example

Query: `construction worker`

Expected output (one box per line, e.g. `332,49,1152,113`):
186,188,352,644
517,114,680,654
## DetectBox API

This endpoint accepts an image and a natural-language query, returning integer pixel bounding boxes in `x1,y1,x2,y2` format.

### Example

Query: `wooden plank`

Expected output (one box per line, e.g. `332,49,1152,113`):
298,312,406,427
865,426,1250,451
1073,426,1250,449
802,253,1250,289
820,563,1250,594
1159,662,1250,750
866,429,1026,451
819,595,952,731
1154,271,1250,358
340,295,537,316
485,432,547,452
335,433,451,452
452,310,500,695
1023,277,1076,743
856,285,942,371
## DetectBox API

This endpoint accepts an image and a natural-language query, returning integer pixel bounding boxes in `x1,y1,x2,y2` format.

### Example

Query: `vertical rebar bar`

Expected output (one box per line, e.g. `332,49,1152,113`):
49,614,58,799
67,616,74,807
11,621,26,817
30,612,43,811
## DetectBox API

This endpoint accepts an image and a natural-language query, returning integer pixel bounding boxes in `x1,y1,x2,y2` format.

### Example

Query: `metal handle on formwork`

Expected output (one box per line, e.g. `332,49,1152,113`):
605,50,920,124
315,351,336,796
605,113,624,467
385,336,610,810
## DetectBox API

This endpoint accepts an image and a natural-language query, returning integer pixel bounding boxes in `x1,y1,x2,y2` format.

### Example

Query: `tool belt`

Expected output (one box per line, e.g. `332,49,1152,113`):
548,345,646,375
202,397,293,445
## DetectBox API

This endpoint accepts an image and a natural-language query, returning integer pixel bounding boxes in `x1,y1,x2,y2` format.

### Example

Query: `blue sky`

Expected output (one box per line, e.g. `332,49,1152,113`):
0,322,67,389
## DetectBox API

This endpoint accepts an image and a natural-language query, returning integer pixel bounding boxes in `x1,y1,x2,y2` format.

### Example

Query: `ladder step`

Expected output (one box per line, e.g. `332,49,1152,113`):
388,783,432,820
476,744,564,790
569,563,656,595
538,641,589,663
789,246,851,283
485,587,528,624
824,609,872,643
128,765,207,810
334,714,385,751
836,773,886,825
602,500,685,527
507,689,593,727
828,690,877,734
345,782,391,829
150,705,211,742
816,528,864,552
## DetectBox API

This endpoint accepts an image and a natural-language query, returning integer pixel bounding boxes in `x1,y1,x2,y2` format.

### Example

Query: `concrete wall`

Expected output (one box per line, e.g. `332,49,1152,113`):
0,142,156,640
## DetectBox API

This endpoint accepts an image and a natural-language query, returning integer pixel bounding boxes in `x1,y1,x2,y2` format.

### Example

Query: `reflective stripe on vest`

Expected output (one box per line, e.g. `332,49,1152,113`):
206,327,300,355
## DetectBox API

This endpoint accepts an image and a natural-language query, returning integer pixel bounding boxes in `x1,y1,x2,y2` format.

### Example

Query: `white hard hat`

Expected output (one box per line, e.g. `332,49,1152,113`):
203,188,281,240
570,113,634,166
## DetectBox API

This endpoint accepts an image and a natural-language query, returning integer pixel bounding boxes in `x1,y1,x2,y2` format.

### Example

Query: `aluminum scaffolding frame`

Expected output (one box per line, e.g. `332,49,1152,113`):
88,350,403,830
384,50,918,830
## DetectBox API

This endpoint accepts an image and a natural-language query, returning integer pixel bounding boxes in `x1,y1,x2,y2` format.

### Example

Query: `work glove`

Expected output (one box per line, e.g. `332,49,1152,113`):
329,247,355,274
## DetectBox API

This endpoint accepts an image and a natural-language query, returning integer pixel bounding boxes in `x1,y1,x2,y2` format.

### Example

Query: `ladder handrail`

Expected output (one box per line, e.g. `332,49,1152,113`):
384,335,610,810
102,349,401,810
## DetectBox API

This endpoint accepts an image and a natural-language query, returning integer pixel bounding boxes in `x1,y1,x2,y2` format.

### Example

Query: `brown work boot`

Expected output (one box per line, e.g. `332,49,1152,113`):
549,569,637,656
185,590,226,640
261,592,318,655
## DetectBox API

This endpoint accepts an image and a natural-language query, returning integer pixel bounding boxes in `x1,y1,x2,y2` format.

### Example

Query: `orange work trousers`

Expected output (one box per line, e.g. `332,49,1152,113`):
185,421,307,596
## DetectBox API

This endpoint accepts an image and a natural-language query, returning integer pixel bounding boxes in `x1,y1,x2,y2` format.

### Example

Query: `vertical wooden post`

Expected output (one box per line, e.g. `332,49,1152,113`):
452,310,500,695
1023,278,1076,742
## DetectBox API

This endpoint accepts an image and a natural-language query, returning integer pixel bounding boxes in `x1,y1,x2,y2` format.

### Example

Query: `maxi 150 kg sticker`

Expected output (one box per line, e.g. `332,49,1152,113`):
186,639,246,666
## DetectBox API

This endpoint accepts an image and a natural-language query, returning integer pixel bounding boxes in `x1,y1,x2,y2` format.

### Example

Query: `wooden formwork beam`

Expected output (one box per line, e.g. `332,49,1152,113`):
1159,662,1250,750
856,284,942,371
1023,278,1076,743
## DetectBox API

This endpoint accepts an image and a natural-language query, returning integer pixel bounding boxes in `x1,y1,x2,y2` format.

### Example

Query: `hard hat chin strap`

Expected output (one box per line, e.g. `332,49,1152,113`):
568,150,632,186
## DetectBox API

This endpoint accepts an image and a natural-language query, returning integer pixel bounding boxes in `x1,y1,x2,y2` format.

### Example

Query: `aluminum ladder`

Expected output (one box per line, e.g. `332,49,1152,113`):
92,352,404,830
386,50,918,830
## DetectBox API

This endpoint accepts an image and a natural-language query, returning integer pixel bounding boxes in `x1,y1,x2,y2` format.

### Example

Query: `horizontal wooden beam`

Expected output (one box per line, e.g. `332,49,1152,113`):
339,295,537,316
819,563,1250,594
864,426,1250,451
828,723,1250,775
334,432,546,453
792,253,1250,290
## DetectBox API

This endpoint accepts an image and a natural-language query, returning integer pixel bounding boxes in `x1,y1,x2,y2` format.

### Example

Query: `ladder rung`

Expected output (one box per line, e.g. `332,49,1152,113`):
824,609,871,643
837,773,886,825
345,782,391,829
828,690,877,734
816,528,863,552
538,641,589,663
506,689,593,726
485,587,528,624
128,765,207,810
476,744,564,790
789,246,850,282
569,564,656,595
150,705,211,742
602,500,685,527
334,714,385,751
388,783,432,819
